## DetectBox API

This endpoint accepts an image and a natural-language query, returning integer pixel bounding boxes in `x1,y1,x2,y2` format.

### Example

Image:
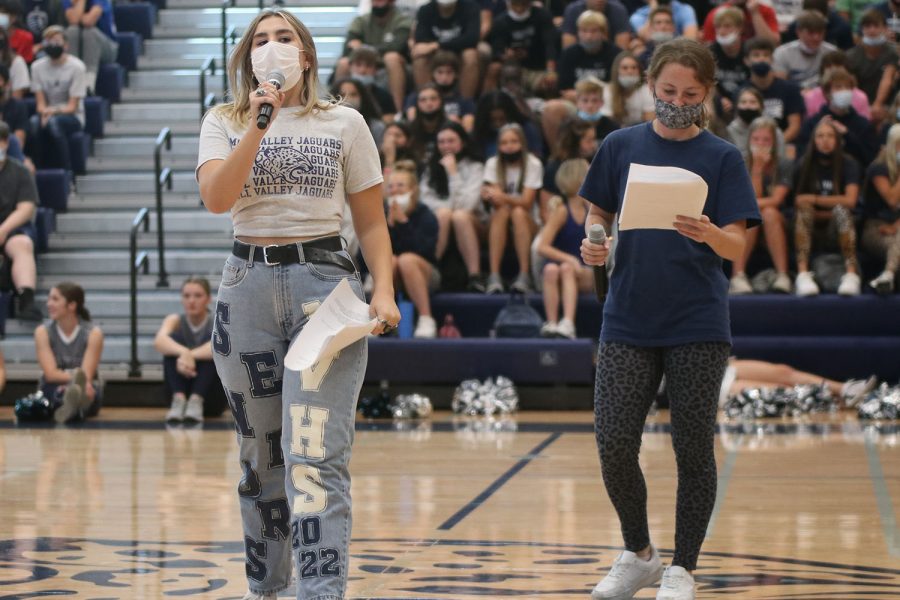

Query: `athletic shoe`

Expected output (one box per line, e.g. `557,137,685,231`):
591,546,664,600
837,272,861,296
414,315,437,338
869,270,895,296
467,273,487,293
795,271,819,297
165,395,187,423
540,321,558,337
841,375,877,407
556,317,576,339
510,272,532,294
183,396,204,424
486,273,504,294
770,272,792,294
656,565,695,599
728,272,752,295
54,384,84,424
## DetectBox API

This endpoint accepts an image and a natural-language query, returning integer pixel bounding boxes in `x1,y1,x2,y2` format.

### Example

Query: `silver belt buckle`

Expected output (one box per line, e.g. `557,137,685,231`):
262,245,279,266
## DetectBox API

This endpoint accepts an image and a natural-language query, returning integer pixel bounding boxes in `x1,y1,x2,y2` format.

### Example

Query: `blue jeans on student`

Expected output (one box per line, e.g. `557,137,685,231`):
212,244,367,599
30,113,82,172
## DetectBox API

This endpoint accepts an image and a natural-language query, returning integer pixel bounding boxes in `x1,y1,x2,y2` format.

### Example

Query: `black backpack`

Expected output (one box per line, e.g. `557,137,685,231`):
493,293,543,338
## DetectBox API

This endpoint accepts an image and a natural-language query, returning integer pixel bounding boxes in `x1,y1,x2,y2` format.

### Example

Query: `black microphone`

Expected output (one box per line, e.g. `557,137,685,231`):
588,223,608,302
256,70,285,130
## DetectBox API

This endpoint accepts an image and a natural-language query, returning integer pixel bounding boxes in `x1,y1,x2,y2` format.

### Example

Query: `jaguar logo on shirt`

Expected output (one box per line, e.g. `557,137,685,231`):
232,135,344,200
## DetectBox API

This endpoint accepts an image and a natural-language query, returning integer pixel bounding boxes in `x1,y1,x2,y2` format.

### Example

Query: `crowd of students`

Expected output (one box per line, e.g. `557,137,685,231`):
336,0,900,339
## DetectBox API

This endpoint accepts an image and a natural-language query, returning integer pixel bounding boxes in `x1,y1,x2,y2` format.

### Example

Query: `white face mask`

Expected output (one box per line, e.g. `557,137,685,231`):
251,41,304,92
392,192,411,209
831,89,853,109
0,14,8,29
650,30,674,43
618,74,640,88
508,8,531,21
716,32,739,46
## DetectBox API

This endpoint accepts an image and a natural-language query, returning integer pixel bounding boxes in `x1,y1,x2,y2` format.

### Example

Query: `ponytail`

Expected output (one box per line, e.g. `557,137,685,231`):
54,282,91,322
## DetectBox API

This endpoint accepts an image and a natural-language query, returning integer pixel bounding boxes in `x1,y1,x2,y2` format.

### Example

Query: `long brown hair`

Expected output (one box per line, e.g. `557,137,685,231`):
55,282,91,322
796,119,845,195
647,38,717,128
494,123,529,194
609,52,644,123
214,9,334,125
745,116,780,187
181,276,211,296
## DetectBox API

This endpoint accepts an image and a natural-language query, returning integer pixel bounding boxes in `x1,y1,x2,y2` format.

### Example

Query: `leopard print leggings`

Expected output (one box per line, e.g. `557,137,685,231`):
594,341,730,571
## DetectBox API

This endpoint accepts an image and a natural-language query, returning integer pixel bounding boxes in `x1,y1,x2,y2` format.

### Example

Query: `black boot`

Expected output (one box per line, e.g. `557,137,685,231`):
17,288,43,322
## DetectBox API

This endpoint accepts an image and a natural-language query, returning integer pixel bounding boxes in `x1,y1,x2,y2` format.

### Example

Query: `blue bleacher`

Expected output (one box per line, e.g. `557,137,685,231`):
115,32,143,72
96,63,125,103
35,169,70,213
114,2,156,41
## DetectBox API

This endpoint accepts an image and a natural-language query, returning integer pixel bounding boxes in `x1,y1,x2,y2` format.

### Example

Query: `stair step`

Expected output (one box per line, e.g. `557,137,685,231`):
111,103,202,121
143,36,342,59
76,171,198,194
56,211,231,233
87,156,198,171
38,250,228,274
157,6,356,30
48,233,232,250
165,0,358,9
68,193,204,211
37,273,222,291
104,120,201,136
4,318,171,337
4,335,163,364
4,361,165,382
94,135,199,157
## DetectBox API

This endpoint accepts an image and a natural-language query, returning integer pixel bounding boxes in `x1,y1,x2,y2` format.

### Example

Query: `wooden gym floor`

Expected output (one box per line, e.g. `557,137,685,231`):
0,407,897,599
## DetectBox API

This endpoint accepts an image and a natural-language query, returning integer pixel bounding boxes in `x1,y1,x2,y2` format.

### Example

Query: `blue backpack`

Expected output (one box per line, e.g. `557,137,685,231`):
493,293,543,338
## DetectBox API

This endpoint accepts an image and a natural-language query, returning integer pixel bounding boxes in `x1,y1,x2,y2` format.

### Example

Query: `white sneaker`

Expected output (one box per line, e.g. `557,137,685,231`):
841,375,877,407
540,321,558,337
556,317,576,339
591,546,664,600
656,565,695,600
869,270,894,295
486,273,505,294
413,315,437,338
54,384,84,424
837,272,861,296
183,395,204,423
770,272,792,294
795,271,819,296
728,272,752,295
165,395,187,423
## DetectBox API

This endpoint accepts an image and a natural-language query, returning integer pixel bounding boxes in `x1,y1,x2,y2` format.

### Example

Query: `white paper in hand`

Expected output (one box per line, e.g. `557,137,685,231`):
285,278,376,372
619,163,708,231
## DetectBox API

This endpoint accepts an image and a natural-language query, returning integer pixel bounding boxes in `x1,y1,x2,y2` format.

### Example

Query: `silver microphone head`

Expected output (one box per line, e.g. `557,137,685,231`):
588,223,607,244
267,70,285,89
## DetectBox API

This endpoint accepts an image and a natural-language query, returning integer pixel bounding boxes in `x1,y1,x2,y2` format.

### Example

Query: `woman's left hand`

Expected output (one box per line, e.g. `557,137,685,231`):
673,214,718,244
369,290,401,335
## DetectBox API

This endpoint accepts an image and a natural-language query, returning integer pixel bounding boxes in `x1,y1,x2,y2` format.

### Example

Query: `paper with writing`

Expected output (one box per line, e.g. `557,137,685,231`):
618,163,708,231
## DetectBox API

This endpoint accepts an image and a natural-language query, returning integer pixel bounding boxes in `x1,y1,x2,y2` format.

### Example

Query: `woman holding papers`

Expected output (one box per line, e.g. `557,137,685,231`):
579,39,760,600
196,9,397,600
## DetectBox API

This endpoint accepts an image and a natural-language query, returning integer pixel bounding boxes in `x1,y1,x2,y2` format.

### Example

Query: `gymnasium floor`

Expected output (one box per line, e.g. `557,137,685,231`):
0,408,898,599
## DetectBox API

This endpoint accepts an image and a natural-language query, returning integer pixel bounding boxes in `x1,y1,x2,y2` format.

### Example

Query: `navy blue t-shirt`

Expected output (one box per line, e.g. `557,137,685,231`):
578,122,760,346
863,162,900,223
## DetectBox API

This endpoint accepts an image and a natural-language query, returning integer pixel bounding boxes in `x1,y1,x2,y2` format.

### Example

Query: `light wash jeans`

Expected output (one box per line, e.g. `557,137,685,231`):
212,243,367,599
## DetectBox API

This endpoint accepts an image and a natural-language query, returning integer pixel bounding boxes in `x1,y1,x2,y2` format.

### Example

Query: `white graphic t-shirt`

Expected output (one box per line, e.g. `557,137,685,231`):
197,104,383,238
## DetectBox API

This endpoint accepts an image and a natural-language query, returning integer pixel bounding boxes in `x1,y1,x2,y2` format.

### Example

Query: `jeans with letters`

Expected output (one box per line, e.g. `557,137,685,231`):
212,245,367,599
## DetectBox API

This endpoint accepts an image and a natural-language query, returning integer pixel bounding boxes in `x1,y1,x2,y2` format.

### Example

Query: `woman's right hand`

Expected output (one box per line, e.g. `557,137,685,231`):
250,80,285,130
580,236,610,266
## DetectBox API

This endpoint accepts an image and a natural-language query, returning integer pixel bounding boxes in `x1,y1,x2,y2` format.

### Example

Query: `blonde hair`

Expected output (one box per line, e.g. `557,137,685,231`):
494,123,530,194
610,52,643,123
575,76,604,97
647,39,717,128
713,6,744,29
881,124,900,183
390,159,420,208
554,158,589,199
214,9,333,125
576,10,608,33
745,116,780,190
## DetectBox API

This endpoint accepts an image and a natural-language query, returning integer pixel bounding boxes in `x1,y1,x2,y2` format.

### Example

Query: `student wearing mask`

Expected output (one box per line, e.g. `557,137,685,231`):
602,51,655,125
561,0,632,52
773,10,837,91
637,6,675,68
413,0,481,99
630,0,698,42
346,45,396,122
407,83,446,158
0,25,28,97
331,77,386,147
846,9,897,123
404,50,475,130
744,36,805,144
804,51,871,122
710,6,749,109
727,87,785,157
486,0,558,95
702,0,780,45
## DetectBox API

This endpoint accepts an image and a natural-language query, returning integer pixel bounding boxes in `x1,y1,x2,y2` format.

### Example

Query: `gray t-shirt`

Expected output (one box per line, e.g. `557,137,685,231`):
30,55,87,125
197,104,383,238
0,158,38,223
773,40,837,90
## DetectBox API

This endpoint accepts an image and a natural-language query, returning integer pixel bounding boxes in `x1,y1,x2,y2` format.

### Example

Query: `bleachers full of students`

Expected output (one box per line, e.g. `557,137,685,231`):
336,0,900,338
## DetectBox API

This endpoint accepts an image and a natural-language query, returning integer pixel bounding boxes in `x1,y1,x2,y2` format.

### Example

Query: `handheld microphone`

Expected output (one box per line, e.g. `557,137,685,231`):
256,70,285,130
588,223,608,302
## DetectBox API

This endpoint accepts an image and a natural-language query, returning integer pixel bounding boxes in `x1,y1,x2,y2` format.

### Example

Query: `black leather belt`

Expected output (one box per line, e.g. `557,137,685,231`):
232,237,354,272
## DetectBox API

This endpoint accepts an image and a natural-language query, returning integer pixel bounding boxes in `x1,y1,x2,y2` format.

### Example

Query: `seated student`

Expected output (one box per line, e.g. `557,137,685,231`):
702,0,780,46
711,6,749,111
630,0,697,42
62,0,117,90
792,118,862,296
602,51,654,126
0,65,28,147
727,87,786,158
744,36,805,145
796,67,879,168
846,9,898,123
862,123,900,294
346,45,397,123
537,158,592,339
781,0,854,51
729,117,793,295
331,77,386,147
637,6,675,69
485,0,558,95
0,0,35,62
407,83,446,158
0,26,29,98
482,122,542,294
544,77,618,159
34,281,103,423
412,0,481,99
557,9,620,96
403,51,475,131
419,121,486,290
0,122,40,320
155,276,216,424
29,25,86,173
386,160,440,338
773,10,837,91
379,120,416,179
337,0,411,112
542,116,605,208
560,0,631,52
472,89,543,158
804,51,871,122
22,0,67,57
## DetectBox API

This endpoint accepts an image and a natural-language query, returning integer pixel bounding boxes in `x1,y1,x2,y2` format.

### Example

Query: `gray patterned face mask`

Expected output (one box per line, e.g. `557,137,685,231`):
654,96,704,129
